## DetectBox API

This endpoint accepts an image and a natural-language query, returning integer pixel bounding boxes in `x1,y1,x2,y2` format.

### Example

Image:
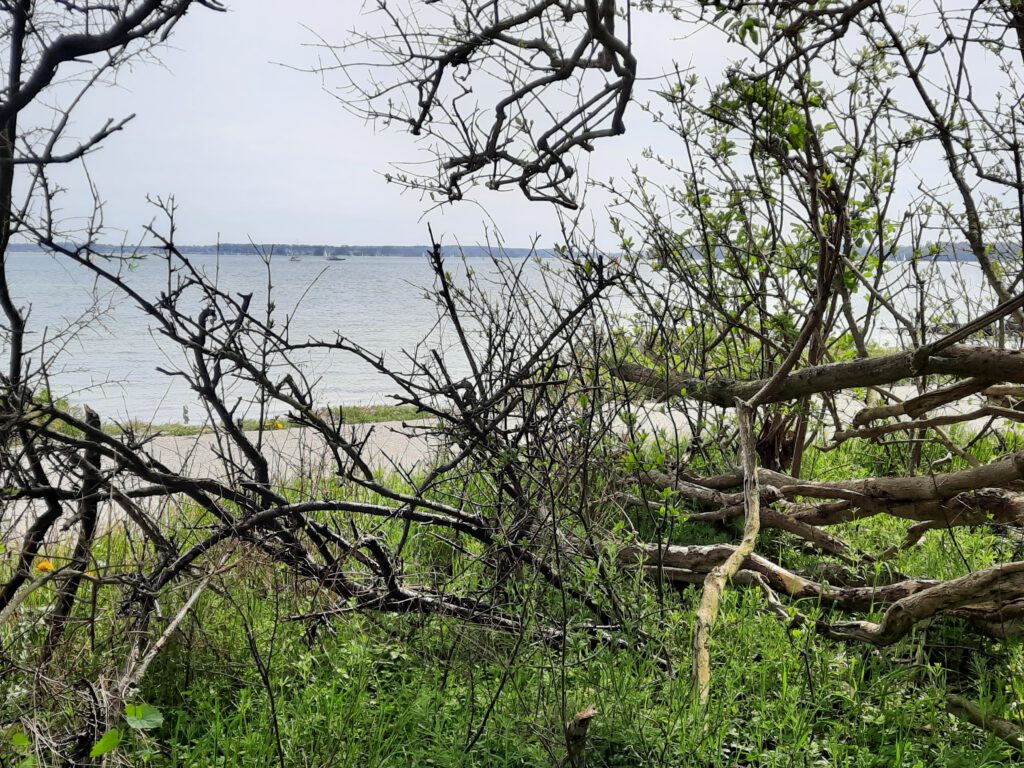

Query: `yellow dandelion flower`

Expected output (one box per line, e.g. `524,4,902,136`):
35,559,55,573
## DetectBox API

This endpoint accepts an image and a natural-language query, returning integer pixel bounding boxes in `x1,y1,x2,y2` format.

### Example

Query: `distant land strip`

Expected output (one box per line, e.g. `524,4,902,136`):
8,240,1013,261
8,242,559,259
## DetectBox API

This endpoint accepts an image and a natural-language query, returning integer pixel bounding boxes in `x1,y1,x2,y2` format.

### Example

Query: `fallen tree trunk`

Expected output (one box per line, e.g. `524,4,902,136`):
648,460,1024,511
852,378,995,425
835,405,1024,444
619,543,938,611
637,460,1024,538
825,562,1024,645
946,695,1024,752
613,345,1024,408
619,543,1024,642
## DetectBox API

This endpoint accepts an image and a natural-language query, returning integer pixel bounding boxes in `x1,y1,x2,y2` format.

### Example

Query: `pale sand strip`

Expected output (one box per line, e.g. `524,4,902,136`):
0,389,1003,543
145,419,437,480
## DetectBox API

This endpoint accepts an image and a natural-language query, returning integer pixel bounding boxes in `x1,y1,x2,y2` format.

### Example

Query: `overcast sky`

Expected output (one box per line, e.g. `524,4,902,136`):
46,1,718,249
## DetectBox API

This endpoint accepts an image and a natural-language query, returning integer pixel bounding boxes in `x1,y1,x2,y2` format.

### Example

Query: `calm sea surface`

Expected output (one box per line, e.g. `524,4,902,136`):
2,251,992,423
5,252,523,423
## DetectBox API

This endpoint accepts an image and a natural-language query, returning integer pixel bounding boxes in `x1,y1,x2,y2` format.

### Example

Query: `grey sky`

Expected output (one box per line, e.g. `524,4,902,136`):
33,2,981,252
54,1,713,249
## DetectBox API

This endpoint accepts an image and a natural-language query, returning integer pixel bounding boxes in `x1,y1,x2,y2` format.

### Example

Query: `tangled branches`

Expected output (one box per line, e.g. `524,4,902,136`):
321,0,637,206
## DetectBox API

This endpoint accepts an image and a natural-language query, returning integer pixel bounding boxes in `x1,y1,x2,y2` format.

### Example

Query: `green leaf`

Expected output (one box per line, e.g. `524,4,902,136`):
10,730,31,748
124,703,163,731
90,729,121,757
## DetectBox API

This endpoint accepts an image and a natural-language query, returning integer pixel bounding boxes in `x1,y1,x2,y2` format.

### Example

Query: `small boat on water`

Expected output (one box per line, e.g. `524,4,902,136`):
289,256,301,262
326,255,346,262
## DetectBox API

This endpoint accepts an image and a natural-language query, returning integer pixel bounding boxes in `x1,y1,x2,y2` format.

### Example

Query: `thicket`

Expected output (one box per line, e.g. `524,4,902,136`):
5,1,1024,766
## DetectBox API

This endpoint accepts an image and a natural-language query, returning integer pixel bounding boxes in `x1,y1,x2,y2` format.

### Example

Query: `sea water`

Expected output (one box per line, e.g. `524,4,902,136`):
0,250,993,423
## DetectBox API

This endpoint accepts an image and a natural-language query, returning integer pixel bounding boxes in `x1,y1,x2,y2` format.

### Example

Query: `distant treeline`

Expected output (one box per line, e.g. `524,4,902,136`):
666,242,1016,263
888,243,1013,262
7,242,556,259
10,240,1016,261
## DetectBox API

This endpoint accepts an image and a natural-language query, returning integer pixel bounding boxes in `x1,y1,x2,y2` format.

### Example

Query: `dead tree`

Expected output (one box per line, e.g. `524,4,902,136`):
0,4,637,761
333,0,1024,711
2,198,630,758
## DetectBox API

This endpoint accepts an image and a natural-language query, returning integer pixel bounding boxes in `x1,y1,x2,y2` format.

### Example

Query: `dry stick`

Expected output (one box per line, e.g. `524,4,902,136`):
919,287,1024,360
690,234,838,707
835,405,1024,443
91,564,226,748
946,695,1024,751
0,569,64,627
692,401,761,707
852,377,993,425
43,406,102,660
117,551,233,695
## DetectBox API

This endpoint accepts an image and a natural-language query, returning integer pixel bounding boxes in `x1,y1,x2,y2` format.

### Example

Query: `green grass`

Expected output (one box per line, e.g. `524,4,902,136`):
101,404,426,437
4,433,1024,766
105,576,1022,767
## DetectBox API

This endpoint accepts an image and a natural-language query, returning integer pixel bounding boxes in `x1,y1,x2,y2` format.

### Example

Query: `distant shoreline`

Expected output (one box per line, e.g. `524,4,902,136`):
6,242,557,259
8,240,1008,262
96,404,425,438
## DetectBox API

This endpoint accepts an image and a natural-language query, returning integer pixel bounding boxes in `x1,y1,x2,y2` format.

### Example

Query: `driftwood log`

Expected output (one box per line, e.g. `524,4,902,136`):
614,333,1024,671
